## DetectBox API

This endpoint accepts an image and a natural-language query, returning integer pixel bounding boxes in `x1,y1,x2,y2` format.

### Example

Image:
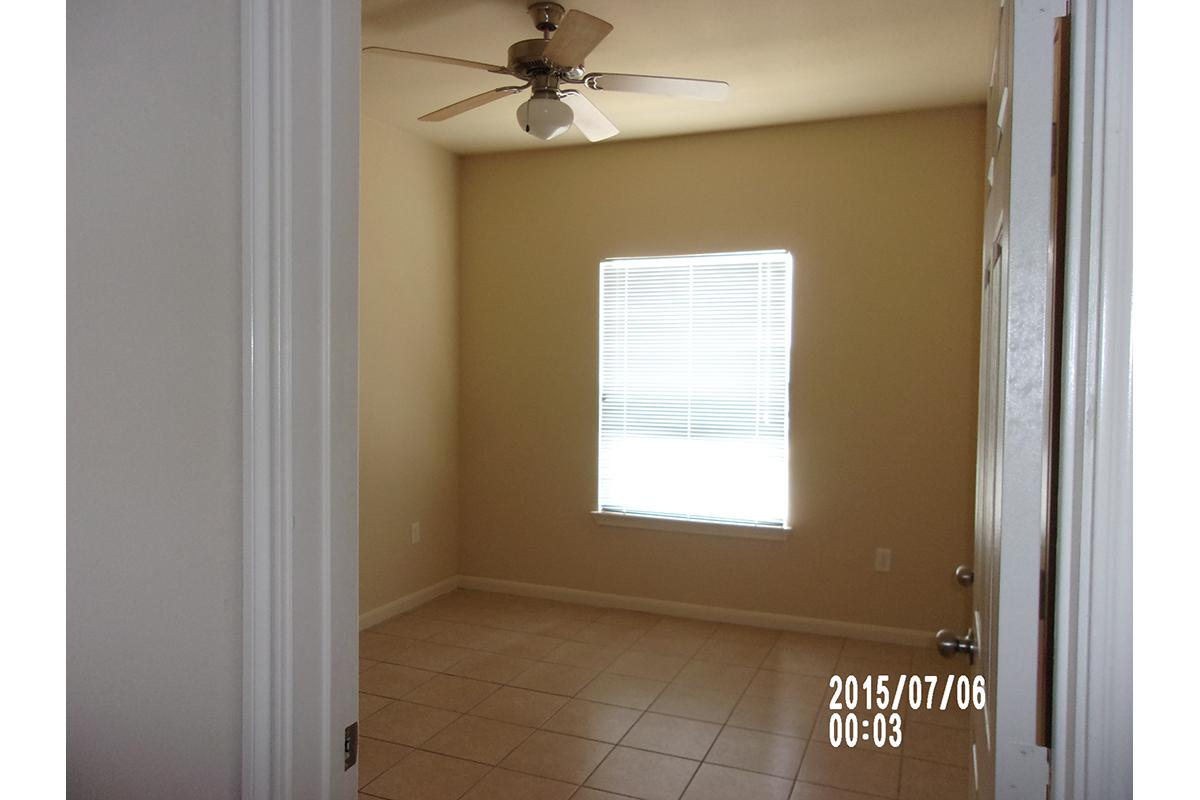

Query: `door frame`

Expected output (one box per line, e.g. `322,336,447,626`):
234,0,1131,796
241,1,360,798
1051,0,1132,797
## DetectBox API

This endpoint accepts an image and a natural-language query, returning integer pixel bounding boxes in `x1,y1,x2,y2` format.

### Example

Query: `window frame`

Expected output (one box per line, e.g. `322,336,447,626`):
593,249,794,540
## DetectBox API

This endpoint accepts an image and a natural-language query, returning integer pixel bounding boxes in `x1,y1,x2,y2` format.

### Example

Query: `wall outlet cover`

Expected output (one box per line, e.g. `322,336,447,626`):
874,548,892,572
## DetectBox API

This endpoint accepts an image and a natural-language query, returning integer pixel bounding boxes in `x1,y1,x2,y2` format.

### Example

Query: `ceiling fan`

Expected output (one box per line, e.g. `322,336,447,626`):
363,2,730,142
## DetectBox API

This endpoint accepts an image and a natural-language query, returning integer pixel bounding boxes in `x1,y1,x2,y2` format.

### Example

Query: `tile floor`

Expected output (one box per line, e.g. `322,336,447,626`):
357,589,970,800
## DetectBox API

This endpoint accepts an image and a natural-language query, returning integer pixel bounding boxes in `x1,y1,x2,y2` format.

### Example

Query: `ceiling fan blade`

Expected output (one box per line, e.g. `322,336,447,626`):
560,91,618,142
362,46,509,74
585,72,729,101
543,10,613,67
419,86,526,122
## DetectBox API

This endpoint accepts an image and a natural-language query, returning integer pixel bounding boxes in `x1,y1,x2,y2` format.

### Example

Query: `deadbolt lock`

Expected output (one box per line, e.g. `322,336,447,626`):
954,564,975,587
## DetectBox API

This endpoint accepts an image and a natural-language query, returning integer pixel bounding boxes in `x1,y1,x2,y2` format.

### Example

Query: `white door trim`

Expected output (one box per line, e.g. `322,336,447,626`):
1051,1,1133,798
241,1,360,798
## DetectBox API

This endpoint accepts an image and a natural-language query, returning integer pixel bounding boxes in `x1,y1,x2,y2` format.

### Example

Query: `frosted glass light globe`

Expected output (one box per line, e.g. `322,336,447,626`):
516,95,574,140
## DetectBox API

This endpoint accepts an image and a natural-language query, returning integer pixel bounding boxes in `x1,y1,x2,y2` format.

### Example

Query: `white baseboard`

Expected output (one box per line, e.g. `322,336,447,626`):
458,575,932,647
359,575,461,630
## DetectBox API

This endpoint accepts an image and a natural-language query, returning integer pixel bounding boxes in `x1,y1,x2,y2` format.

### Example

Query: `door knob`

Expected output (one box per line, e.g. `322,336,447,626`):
954,564,974,587
935,627,977,664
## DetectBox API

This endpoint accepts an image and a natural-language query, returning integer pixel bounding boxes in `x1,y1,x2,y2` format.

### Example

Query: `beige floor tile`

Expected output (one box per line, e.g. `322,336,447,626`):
900,721,968,766
545,640,624,670
360,663,439,699
554,602,607,622
384,639,475,672
461,768,576,800
358,737,411,788
520,617,591,639
570,789,635,800
607,650,689,682
762,645,841,677
711,624,782,646
620,712,721,760
826,656,884,679
728,695,821,738
571,622,648,648
358,593,966,800
362,750,489,800
898,757,969,800
498,633,568,659
578,672,668,710
510,662,600,696
652,618,718,638
585,746,700,800
499,730,613,783
630,630,707,659
542,698,643,743
360,692,393,720
422,715,534,765
360,633,415,663
471,686,569,727
430,622,523,653
910,648,960,679
839,640,915,669
694,638,773,668
649,685,740,724
745,671,829,705
796,740,901,798
705,726,807,778
444,652,537,684
905,703,969,731
681,763,793,800
672,660,757,694
594,608,665,628
789,782,882,800
403,674,500,712
372,615,449,641
776,633,845,651
360,700,461,747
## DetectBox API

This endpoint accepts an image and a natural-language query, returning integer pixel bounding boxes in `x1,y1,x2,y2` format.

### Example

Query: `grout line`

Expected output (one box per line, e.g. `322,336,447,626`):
673,624,765,798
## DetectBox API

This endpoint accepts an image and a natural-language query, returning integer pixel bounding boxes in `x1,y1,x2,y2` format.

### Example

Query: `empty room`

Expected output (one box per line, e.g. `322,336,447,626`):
64,0,1137,798
356,2,986,798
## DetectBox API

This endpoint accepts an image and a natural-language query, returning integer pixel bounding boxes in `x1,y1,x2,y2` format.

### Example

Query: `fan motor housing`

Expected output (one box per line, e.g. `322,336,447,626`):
507,39,585,81
527,2,565,32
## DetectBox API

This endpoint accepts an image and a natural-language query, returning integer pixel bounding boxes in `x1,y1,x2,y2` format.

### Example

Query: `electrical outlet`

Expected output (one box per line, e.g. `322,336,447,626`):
874,548,892,572
410,522,421,544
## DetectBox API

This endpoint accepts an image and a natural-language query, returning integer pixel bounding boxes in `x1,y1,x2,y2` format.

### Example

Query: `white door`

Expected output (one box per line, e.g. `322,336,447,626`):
953,1,1066,798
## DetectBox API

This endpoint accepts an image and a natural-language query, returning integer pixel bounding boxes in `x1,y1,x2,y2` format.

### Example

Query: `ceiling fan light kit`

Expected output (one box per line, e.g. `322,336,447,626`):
363,3,730,143
516,93,574,141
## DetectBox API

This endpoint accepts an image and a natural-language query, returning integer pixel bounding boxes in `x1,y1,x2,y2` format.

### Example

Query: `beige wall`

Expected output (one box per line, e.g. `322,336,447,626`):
359,115,460,615
458,106,983,632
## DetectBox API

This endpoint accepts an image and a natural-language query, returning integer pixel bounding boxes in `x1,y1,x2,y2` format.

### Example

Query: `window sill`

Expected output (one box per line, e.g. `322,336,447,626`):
590,511,791,541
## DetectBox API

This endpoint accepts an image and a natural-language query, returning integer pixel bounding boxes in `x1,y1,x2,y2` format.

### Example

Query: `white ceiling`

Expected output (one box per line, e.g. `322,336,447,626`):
362,0,994,154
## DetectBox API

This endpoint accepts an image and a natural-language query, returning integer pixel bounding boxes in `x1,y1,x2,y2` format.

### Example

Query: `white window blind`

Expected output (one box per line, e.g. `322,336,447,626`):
598,250,793,528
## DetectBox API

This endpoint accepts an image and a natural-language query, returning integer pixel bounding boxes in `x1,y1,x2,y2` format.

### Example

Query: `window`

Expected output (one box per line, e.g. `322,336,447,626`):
596,250,793,534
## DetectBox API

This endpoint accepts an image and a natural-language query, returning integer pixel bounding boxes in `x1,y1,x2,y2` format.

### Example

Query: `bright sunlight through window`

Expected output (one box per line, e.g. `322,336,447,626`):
598,250,793,529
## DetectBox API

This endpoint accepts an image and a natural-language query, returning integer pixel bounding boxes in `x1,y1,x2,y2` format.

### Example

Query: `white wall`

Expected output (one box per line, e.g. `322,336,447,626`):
67,1,243,796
